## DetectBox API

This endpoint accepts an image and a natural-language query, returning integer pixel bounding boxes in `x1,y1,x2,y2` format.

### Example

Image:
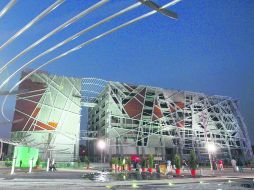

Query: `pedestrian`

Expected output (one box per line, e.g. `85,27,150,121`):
231,158,237,172
182,159,188,171
166,159,172,175
49,161,57,172
19,160,22,168
218,159,224,171
237,158,244,173
212,158,217,170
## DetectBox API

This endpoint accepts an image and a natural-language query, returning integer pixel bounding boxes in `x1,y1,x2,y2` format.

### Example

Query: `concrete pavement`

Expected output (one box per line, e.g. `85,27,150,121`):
0,167,253,189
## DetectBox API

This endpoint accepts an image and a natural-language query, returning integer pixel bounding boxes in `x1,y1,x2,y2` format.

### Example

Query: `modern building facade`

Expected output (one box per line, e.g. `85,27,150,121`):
11,71,253,163
11,70,82,162
88,81,253,162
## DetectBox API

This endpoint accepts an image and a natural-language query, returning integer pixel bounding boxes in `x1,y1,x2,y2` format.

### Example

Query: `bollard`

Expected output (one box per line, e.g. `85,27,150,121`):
11,157,16,175
200,168,203,176
29,158,33,173
46,158,50,172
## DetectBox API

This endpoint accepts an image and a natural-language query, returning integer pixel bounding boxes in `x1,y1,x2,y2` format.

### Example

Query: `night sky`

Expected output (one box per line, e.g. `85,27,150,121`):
0,0,254,143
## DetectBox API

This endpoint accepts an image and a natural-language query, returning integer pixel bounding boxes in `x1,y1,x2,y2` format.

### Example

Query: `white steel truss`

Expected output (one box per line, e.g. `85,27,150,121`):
87,82,253,162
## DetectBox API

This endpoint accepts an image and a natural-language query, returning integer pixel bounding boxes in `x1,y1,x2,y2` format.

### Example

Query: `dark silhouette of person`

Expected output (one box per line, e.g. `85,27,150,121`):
49,162,57,172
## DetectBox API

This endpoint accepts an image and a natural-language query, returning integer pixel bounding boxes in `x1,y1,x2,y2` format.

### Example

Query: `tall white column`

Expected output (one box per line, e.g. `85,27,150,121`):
46,158,50,172
29,158,33,173
0,141,3,160
11,157,16,175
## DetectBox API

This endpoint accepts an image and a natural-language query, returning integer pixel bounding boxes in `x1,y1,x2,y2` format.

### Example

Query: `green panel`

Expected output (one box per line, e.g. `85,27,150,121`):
13,146,39,168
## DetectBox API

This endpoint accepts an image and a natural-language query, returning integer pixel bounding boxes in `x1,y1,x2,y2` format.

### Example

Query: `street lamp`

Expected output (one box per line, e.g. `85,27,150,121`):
97,139,106,170
206,142,216,172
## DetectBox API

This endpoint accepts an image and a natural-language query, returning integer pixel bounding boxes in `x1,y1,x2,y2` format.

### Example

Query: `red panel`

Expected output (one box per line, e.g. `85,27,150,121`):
154,106,163,118
12,113,29,131
176,102,185,109
176,120,184,128
36,121,55,130
123,84,133,92
124,98,143,118
152,114,158,121
139,88,146,97
31,107,40,118
11,72,46,132
135,94,144,103
132,114,141,120
169,105,175,113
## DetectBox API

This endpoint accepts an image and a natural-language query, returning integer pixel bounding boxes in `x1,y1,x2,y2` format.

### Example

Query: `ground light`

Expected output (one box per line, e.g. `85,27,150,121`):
206,142,217,172
97,139,106,170
168,182,173,186
132,181,138,188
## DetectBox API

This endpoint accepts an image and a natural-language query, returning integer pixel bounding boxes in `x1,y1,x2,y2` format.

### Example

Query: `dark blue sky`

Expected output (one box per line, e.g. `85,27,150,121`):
0,0,254,142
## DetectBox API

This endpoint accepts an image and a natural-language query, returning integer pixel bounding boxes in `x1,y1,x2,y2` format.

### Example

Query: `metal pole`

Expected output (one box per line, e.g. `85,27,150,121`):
101,150,102,171
46,158,50,172
209,153,213,171
0,141,3,160
29,158,33,173
11,157,16,175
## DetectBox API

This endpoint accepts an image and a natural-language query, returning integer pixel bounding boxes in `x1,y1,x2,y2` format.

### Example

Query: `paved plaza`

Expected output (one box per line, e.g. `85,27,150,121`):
0,167,253,189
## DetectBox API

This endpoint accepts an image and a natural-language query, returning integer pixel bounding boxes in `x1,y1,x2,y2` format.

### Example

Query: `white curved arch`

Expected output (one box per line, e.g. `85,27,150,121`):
0,0,17,19
0,0,109,74
0,1,141,90
0,0,65,51
1,0,181,121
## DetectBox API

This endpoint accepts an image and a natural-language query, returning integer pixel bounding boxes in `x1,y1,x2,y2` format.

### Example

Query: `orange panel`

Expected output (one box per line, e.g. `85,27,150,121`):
36,121,55,130
48,122,58,128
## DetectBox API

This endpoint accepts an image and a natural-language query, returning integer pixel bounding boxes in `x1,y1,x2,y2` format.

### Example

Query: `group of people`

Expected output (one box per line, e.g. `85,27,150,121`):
165,159,189,174
231,158,244,172
212,158,224,171
165,157,245,174
213,157,244,173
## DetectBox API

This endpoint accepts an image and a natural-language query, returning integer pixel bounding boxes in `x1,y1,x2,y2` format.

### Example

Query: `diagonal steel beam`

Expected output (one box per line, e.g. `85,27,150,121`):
0,0,109,74
0,0,17,19
0,0,65,51
1,0,181,121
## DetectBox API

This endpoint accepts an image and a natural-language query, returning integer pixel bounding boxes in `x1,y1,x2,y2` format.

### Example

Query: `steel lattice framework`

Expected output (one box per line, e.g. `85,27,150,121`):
6,70,254,163
0,1,181,161
10,71,82,161
87,82,253,162
1,1,252,164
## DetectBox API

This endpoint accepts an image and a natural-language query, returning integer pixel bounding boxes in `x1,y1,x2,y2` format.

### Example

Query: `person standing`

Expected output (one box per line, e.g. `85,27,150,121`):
166,159,172,175
212,158,217,170
237,158,244,173
182,159,188,171
231,158,237,172
218,159,224,171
